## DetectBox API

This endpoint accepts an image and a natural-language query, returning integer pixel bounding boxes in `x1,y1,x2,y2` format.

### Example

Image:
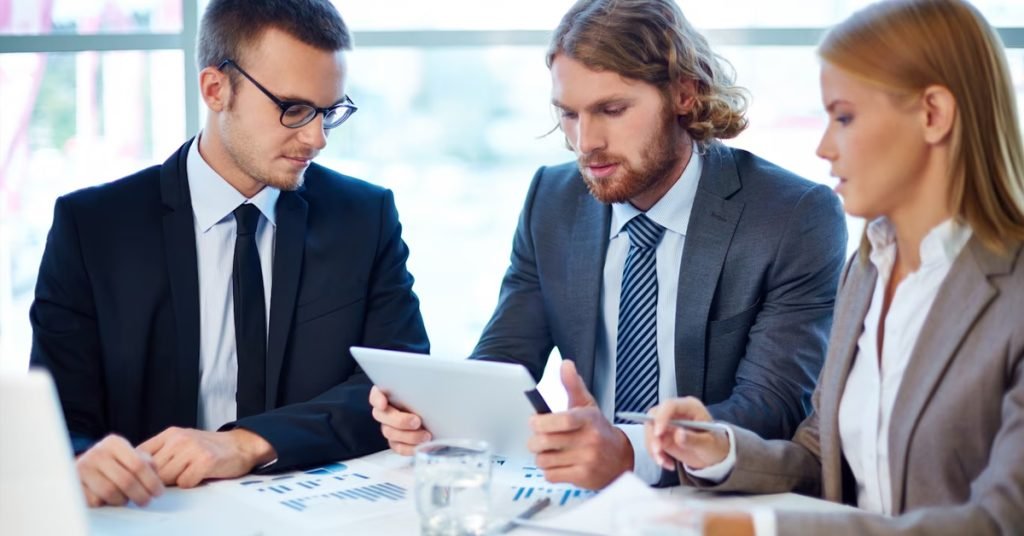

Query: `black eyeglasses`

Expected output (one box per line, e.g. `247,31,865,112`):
218,59,357,129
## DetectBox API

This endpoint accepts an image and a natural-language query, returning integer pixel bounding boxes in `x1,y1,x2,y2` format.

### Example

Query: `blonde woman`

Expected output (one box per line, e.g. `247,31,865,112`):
643,0,1024,534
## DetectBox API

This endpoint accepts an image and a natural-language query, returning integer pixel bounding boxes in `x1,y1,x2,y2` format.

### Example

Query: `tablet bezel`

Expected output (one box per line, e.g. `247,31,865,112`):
351,346,539,460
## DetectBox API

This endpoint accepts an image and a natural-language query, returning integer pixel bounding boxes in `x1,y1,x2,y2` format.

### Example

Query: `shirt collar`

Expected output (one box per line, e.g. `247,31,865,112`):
866,216,972,270
187,133,280,233
609,141,702,239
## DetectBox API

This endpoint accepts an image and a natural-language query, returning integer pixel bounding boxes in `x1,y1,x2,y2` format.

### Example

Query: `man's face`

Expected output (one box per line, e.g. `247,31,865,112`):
213,27,348,193
550,54,687,206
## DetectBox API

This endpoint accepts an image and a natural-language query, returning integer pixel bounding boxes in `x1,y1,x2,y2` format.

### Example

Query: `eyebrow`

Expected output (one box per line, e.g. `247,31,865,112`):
552,96,633,113
276,94,347,108
825,99,852,113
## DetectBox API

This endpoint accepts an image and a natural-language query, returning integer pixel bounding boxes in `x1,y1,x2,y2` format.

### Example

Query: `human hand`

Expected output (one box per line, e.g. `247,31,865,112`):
75,434,164,507
138,427,275,488
527,360,633,489
644,397,729,471
369,385,431,456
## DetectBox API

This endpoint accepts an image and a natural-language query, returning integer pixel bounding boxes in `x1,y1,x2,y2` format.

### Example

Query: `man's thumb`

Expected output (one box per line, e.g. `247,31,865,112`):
560,359,595,408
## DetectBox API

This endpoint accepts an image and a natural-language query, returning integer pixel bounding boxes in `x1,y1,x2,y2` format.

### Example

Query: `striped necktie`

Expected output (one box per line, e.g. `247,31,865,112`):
614,213,665,422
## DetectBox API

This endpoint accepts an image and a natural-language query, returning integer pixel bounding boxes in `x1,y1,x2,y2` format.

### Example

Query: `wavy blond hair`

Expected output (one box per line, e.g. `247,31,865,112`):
547,0,749,148
820,0,1024,252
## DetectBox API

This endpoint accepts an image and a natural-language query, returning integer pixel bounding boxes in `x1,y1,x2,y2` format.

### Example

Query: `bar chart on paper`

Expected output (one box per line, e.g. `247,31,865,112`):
494,464,597,509
212,460,413,528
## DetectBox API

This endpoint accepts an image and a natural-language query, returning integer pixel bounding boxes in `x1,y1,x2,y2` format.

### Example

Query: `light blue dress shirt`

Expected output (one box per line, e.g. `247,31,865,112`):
594,143,702,483
186,136,280,430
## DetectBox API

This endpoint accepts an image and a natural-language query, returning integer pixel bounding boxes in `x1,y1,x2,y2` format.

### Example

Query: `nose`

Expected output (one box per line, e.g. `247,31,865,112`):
815,126,836,162
297,114,329,151
574,115,605,156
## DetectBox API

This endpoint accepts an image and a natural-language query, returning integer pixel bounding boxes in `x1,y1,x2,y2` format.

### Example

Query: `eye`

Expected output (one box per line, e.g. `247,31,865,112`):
603,106,626,116
559,110,578,120
283,105,311,119
835,114,853,126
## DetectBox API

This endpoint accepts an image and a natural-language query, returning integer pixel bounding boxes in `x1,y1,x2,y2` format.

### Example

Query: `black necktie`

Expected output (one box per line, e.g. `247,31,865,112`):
232,204,266,419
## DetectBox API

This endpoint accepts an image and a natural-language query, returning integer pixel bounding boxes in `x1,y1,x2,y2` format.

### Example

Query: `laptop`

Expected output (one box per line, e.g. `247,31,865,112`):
0,369,89,536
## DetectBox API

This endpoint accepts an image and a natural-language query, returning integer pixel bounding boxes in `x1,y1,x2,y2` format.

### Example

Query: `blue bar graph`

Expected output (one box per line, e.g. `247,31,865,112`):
330,473,371,483
508,485,595,506
228,460,413,526
303,462,348,475
276,481,407,512
521,466,544,479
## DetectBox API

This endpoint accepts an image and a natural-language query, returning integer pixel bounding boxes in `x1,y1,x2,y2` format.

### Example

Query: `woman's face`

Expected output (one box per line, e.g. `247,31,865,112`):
816,62,931,220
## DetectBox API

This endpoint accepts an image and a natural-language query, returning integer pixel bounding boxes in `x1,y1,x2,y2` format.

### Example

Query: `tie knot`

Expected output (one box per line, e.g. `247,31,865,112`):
234,204,262,236
624,214,665,250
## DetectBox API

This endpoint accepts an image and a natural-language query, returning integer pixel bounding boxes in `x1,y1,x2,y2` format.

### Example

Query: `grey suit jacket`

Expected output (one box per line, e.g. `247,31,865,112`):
473,143,847,443
681,237,1024,535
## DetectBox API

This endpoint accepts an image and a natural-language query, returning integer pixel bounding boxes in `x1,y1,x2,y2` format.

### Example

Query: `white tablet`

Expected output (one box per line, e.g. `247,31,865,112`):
351,346,539,460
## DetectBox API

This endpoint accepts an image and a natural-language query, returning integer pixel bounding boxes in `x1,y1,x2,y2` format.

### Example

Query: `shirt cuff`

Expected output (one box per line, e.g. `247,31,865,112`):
683,425,736,483
617,423,663,484
750,507,776,536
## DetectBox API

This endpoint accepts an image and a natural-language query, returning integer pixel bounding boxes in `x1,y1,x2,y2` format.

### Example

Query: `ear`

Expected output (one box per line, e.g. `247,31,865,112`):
920,85,956,145
199,66,231,113
671,79,699,115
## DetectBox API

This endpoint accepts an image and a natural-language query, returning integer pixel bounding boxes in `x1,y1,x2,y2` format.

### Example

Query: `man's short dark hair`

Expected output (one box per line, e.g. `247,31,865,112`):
197,0,351,70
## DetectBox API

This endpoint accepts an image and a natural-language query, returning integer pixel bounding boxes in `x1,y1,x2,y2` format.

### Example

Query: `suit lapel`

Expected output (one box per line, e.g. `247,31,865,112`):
674,144,743,398
566,189,610,389
887,238,1011,512
159,139,201,426
265,189,308,409
819,259,876,502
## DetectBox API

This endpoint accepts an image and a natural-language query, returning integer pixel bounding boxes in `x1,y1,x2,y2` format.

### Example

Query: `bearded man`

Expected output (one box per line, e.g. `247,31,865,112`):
371,0,846,490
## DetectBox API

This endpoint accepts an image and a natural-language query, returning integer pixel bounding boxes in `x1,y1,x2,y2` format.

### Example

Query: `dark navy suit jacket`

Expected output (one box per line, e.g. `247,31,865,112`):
30,139,429,471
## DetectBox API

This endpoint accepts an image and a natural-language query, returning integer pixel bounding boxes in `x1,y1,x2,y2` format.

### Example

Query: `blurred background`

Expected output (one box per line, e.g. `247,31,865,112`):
2,1,1022,405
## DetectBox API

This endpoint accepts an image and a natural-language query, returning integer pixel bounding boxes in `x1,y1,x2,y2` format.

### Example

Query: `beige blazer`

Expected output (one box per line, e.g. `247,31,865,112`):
680,237,1024,535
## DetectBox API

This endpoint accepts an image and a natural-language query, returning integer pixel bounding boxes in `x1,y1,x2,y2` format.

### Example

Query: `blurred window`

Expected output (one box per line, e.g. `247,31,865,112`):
1,0,183,35
2,2,1022,409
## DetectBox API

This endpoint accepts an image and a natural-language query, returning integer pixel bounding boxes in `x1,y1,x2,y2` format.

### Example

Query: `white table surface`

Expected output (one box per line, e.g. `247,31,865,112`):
88,450,853,536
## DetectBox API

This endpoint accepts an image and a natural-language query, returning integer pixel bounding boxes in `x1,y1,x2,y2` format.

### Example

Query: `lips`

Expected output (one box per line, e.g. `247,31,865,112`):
585,162,619,179
283,154,313,167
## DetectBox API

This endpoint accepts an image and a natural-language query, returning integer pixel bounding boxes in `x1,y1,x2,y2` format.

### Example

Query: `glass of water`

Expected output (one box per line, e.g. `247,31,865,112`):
414,439,492,536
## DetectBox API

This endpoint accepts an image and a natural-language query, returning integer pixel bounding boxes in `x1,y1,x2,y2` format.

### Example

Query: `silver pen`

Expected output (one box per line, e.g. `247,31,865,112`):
494,497,552,534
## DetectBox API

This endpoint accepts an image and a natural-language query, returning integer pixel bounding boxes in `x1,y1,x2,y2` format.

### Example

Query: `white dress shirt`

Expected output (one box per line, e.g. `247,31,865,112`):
838,217,971,514
187,135,280,430
689,217,971,535
593,143,702,484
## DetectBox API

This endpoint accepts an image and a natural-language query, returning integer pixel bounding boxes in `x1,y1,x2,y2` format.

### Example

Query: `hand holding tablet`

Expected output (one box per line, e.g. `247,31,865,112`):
353,346,548,460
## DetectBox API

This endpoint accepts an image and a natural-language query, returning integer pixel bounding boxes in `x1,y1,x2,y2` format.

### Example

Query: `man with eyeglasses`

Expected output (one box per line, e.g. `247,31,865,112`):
29,0,428,508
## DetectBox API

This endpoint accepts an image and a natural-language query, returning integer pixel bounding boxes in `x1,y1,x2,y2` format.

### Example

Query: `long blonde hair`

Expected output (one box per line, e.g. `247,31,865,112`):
547,0,749,148
820,0,1024,252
